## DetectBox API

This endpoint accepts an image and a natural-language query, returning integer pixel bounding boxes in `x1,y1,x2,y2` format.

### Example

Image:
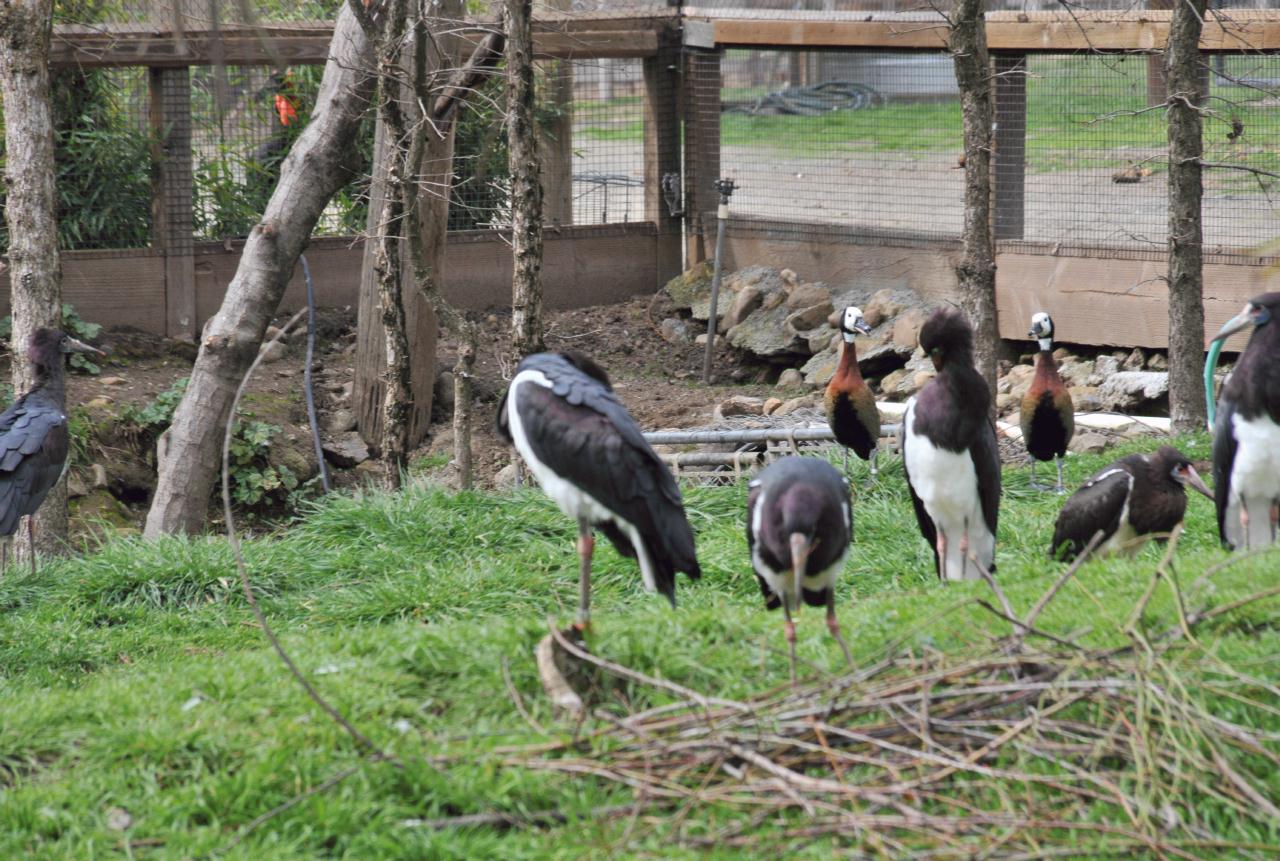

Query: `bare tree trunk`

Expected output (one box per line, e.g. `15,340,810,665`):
453,338,475,489
1166,0,1208,433
144,3,375,537
0,0,67,562
950,0,999,398
507,0,545,360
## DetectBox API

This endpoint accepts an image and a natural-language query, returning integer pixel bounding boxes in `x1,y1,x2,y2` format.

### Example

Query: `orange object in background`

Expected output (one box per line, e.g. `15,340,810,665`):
275,93,299,126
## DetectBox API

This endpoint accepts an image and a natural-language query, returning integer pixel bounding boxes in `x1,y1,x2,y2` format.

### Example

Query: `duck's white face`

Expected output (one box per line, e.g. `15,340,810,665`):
1029,312,1053,340
841,306,871,341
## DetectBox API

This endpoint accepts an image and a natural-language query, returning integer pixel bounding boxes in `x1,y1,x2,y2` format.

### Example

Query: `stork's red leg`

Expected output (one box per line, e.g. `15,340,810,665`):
575,518,593,632
825,591,854,668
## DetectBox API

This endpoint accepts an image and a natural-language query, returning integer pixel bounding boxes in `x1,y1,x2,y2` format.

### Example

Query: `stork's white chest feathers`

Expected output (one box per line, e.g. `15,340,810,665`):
1229,413,1280,503
902,401,982,523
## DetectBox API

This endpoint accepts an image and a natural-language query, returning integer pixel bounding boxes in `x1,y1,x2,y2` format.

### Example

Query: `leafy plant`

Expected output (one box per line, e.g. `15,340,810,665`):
0,304,103,375
121,378,297,508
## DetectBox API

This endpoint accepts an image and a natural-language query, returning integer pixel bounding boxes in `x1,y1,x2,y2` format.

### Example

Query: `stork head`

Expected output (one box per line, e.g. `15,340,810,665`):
1153,446,1213,500
28,328,104,374
839,306,873,342
1212,292,1280,343
919,307,974,371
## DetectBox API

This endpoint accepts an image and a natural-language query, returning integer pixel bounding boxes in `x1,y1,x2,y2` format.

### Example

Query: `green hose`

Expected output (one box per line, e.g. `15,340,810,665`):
1204,336,1224,430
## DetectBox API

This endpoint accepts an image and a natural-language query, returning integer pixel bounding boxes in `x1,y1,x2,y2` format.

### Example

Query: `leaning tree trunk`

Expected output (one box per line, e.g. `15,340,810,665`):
1166,0,1208,433
0,0,67,562
507,0,545,360
144,2,375,537
950,0,999,398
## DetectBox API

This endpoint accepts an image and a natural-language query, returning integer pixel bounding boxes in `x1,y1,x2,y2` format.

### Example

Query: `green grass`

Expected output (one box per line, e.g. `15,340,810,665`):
0,433,1277,858
578,55,1280,181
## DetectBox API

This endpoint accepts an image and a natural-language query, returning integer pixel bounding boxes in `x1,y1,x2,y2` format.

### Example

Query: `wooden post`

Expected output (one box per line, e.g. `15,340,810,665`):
539,0,574,227
644,28,683,285
682,48,721,266
149,67,196,342
993,53,1026,242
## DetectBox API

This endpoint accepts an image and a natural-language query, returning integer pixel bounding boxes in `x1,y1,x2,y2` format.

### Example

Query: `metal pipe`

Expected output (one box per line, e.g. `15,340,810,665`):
701,178,736,384
645,424,901,446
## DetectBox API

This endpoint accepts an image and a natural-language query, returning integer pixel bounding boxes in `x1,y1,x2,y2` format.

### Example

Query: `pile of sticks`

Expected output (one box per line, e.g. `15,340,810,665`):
463,536,1280,857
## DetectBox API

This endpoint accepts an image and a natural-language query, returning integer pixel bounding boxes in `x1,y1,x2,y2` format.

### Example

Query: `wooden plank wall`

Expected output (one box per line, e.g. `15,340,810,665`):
711,224,1274,352
10,224,659,337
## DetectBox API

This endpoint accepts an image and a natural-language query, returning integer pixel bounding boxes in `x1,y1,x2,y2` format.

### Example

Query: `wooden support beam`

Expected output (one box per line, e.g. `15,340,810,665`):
51,22,659,68
704,9,1280,53
148,67,195,341
992,54,1026,242
644,31,683,286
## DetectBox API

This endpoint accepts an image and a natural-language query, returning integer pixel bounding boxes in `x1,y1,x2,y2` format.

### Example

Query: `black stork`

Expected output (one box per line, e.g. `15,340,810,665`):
1019,311,1074,493
824,306,881,478
0,328,105,572
496,351,701,628
1208,292,1280,550
901,308,1001,581
1050,446,1212,561
746,455,853,684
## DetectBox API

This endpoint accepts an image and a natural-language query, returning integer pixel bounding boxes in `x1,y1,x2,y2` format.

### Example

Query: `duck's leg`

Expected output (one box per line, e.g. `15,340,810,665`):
1030,460,1038,490
575,518,593,631
1055,455,1066,494
825,590,854,668
869,447,879,480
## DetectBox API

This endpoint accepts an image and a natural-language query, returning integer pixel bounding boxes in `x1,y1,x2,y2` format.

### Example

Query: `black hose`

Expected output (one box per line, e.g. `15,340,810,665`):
300,253,331,493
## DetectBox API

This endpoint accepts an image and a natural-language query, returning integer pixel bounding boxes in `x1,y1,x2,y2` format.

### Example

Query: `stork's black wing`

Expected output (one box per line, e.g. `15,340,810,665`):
517,359,700,603
1212,395,1238,547
0,396,70,536
1050,467,1131,561
971,416,1001,541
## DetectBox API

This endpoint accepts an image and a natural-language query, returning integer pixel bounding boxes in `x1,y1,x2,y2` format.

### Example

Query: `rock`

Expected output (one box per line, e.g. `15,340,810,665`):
996,392,1018,414
1052,347,1070,362
786,282,832,310
659,317,693,345
865,288,904,324
1121,347,1146,372
1146,351,1168,371
322,432,370,468
1069,385,1102,412
99,376,127,386
892,307,929,351
336,381,354,402
663,261,714,312
857,341,913,378
998,363,1035,395
433,370,456,420
1097,371,1169,412
694,266,787,321
106,457,156,504
806,326,838,355
69,489,136,532
86,396,113,410
777,368,804,387
1069,432,1110,455
1057,358,1095,389
774,396,815,416
324,409,357,435
1092,354,1120,384
494,462,519,489
800,346,839,387
725,300,807,357
91,463,109,489
878,369,908,398
763,397,784,416
780,268,798,286
714,395,766,421
265,325,289,343
268,436,320,483
67,471,89,499
694,333,723,347
784,301,834,336
760,290,786,312
259,340,287,363
721,285,764,332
